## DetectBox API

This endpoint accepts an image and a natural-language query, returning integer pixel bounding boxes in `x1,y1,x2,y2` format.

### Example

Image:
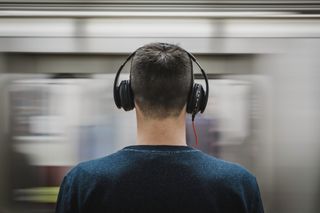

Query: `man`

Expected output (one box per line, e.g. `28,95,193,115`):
56,43,264,213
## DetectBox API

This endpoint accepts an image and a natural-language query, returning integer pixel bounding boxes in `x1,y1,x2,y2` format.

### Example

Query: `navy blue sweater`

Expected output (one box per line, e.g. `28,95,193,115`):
56,145,264,213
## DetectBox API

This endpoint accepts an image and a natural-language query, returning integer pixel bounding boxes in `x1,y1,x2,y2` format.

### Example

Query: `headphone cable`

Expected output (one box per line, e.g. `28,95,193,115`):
192,114,199,146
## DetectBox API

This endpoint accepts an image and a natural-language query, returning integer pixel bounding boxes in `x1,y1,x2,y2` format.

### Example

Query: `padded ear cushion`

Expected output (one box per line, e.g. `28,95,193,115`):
186,84,196,114
114,85,122,108
126,81,135,110
119,80,135,111
186,83,205,115
199,85,206,113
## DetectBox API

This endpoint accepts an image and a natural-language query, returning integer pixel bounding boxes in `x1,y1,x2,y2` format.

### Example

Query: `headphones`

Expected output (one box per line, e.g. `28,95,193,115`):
113,43,209,120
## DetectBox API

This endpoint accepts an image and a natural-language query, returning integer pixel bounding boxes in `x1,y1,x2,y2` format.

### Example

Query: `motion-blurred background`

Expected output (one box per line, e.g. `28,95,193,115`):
0,1,320,212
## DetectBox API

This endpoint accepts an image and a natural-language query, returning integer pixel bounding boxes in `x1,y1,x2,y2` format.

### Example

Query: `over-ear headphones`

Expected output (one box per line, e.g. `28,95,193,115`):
113,43,209,120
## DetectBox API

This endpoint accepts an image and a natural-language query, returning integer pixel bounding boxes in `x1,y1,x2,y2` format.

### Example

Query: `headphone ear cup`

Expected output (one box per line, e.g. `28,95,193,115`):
119,80,135,111
187,83,205,115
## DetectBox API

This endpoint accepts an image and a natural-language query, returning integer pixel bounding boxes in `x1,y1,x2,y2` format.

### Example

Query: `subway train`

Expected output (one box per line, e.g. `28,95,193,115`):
0,1,320,212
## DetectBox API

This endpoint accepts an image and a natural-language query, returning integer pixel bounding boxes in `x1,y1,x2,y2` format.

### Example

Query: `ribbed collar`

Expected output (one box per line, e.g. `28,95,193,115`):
122,145,196,152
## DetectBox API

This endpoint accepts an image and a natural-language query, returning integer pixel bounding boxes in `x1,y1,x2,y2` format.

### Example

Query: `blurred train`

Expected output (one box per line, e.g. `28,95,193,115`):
0,1,320,212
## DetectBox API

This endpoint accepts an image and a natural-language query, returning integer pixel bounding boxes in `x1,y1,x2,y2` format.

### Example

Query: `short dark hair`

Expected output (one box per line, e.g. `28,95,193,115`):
131,42,192,119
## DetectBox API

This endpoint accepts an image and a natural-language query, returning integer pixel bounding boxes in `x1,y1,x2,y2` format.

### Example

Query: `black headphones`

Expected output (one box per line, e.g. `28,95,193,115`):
113,43,209,120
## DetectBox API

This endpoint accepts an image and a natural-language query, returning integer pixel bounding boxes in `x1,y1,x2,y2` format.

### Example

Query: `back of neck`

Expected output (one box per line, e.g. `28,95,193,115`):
136,114,187,146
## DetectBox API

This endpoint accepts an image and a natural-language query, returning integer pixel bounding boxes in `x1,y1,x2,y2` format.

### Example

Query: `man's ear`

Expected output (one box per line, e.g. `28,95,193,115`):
134,102,144,117
135,102,140,112
178,105,187,118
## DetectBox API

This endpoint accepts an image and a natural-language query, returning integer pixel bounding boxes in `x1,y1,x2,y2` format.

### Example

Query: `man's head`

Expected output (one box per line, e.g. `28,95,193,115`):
130,43,192,119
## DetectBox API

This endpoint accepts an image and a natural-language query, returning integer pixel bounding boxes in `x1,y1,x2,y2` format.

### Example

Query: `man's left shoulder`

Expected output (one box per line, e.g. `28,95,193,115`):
67,151,121,180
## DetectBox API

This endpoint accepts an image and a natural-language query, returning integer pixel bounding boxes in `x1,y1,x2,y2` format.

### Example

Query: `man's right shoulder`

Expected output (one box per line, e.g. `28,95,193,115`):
197,152,264,212
197,152,257,186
